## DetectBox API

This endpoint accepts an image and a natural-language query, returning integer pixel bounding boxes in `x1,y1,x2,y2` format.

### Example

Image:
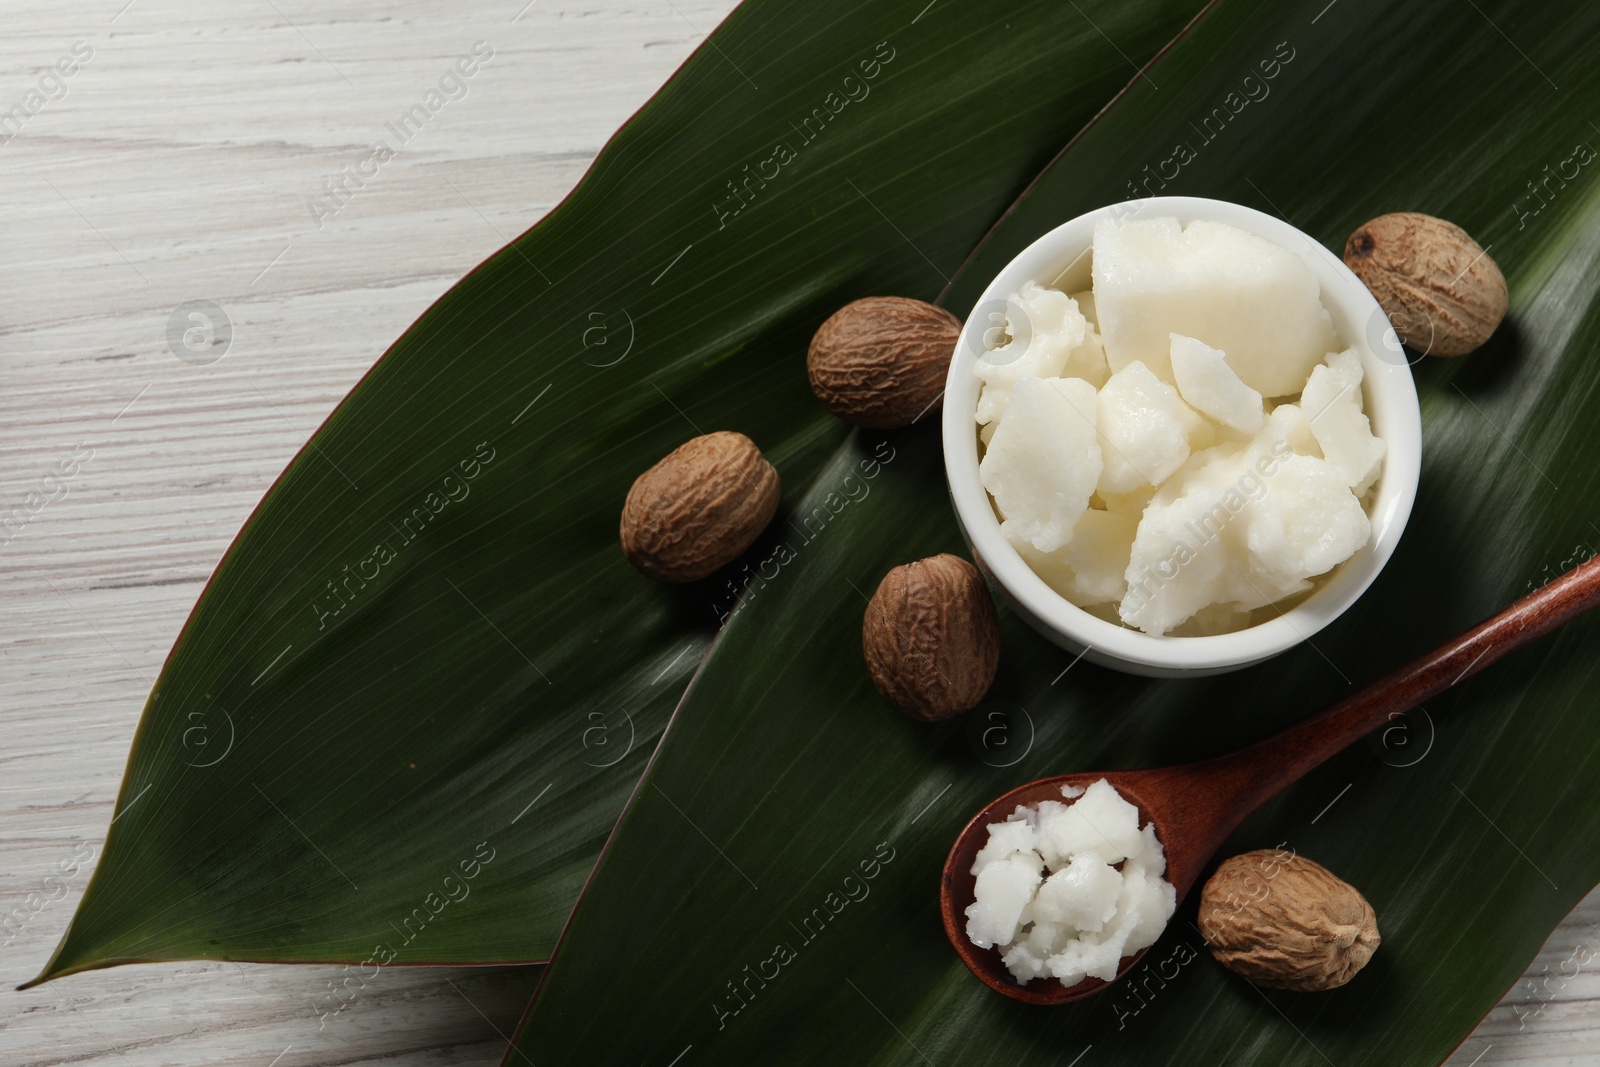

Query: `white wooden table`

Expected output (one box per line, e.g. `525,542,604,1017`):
0,2,1591,1064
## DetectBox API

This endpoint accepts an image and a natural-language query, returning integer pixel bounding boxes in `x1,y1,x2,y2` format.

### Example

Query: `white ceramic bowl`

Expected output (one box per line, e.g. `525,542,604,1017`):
943,196,1422,677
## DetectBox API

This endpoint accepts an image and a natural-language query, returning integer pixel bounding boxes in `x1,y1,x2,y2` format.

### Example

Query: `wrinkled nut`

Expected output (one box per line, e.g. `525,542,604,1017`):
1343,212,1507,357
862,553,1000,721
807,296,962,428
620,431,780,583
1199,850,1380,991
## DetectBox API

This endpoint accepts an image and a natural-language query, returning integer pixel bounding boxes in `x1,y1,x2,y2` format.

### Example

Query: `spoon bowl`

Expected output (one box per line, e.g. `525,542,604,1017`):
941,554,1600,1003
940,771,1179,1003
940,762,1236,1004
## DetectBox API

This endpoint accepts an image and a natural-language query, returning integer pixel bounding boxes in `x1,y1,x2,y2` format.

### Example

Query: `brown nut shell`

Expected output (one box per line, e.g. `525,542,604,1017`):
1199,850,1380,991
1343,212,1507,357
807,296,961,428
620,431,779,583
862,553,1000,721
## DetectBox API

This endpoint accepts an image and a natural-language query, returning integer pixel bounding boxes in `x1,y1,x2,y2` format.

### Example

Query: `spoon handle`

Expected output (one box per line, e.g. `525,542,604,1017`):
1203,552,1600,829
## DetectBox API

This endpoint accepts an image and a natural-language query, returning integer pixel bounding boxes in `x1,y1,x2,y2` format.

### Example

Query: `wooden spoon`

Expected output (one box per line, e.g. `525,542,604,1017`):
941,554,1600,1004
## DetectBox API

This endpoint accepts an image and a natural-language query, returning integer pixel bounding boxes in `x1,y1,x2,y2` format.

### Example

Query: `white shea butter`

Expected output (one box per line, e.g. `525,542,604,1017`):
964,779,1176,986
1301,348,1386,495
1094,360,1201,496
1091,216,1338,397
974,282,1099,426
979,376,1101,553
974,217,1385,635
1170,333,1264,434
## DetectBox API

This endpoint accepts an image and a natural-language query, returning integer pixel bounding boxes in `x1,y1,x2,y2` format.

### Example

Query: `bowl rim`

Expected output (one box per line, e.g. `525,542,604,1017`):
941,195,1423,674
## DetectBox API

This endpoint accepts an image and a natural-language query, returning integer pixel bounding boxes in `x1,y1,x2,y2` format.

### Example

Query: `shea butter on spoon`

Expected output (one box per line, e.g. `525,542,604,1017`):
942,554,1600,1004
964,779,1175,986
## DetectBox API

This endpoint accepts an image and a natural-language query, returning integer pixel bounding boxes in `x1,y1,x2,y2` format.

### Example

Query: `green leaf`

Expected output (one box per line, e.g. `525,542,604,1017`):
32,0,1208,984
508,0,1600,1062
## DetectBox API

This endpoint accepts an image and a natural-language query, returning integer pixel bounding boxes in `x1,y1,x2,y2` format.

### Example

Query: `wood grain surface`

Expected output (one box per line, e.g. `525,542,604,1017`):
0,2,1590,1064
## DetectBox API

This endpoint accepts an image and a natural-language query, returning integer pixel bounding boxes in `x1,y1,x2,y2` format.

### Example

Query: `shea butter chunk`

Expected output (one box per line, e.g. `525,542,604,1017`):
1006,507,1135,608
1033,853,1123,933
980,377,1101,553
1095,361,1199,496
1302,349,1385,495
975,282,1091,425
1092,217,1338,396
967,850,1045,949
1245,453,1371,594
1035,778,1145,866
1170,333,1265,433
1119,447,1253,635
